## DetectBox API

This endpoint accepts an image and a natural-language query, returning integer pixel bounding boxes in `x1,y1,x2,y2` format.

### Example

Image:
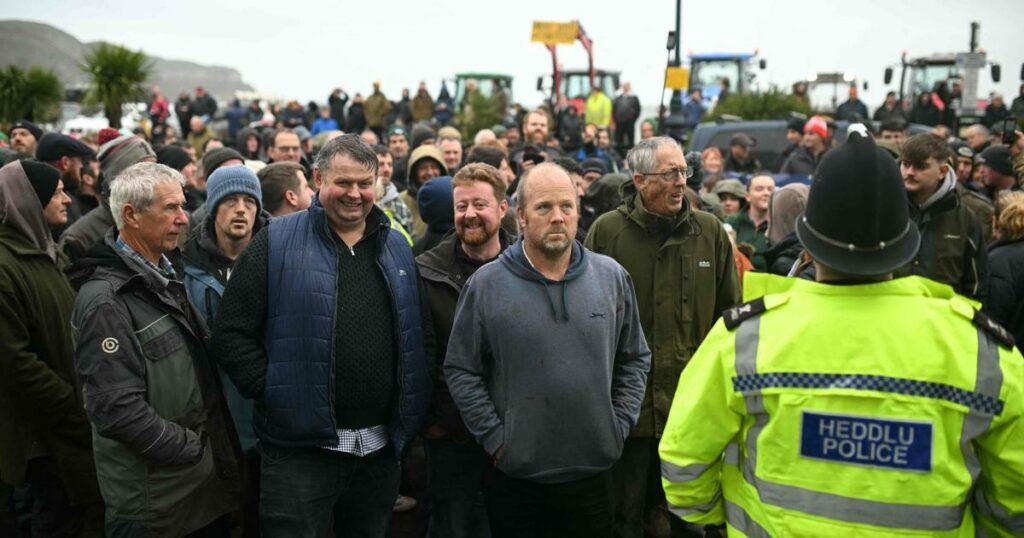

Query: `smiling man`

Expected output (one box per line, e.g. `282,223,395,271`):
416,163,512,537
894,133,988,301
211,134,431,537
584,136,740,538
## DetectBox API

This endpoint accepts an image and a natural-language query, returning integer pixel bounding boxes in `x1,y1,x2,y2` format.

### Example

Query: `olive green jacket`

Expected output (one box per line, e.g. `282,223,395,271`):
585,183,741,437
0,224,101,506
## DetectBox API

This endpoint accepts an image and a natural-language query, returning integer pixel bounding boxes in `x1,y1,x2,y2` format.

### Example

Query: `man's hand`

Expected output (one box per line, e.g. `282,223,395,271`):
492,445,504,467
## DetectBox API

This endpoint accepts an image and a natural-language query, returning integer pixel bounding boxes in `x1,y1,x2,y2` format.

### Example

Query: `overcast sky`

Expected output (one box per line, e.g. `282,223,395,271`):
6,0,1024,111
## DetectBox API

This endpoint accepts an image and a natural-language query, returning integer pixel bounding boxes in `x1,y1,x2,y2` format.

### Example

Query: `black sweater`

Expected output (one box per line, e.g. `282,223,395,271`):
212,216,398,430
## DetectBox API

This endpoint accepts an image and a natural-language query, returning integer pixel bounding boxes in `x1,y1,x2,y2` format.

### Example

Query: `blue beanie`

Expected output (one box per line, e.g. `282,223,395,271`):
206,165,263,214
417,176,454,233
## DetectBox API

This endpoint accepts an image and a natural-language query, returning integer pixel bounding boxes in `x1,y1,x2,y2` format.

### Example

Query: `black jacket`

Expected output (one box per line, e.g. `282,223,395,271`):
895,179,989,302
984,237,1024,345
415,230,511,442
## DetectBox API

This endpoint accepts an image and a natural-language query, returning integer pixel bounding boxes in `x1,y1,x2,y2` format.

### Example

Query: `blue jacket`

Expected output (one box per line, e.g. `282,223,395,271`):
311,117,340,135
261,201,432,456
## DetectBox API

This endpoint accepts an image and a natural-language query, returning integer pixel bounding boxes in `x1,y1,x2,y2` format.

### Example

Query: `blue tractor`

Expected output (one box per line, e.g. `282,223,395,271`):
687,52,766,109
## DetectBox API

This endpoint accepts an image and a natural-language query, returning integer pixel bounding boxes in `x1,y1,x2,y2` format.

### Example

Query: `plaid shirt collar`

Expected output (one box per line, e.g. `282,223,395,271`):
114,236,176,281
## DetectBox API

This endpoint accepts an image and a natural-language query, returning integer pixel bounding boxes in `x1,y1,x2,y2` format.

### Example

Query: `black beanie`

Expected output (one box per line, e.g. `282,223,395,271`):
156,145,193,172
21,161,60,207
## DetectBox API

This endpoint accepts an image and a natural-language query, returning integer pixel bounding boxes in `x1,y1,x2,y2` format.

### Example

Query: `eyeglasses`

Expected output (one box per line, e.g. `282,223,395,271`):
640,167,693,182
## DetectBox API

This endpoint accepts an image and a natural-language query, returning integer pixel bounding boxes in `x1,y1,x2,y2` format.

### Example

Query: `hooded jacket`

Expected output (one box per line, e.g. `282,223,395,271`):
584,181,741,437
0,161,101,507
182,211,270,453
896,169,989,302
401,145,449,239
68,230,242,535
412,176,454,255
235,127,261,160
444,239,650,483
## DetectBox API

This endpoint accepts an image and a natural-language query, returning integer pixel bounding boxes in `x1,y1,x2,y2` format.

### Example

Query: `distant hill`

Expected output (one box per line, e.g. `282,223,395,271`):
0,20,254,100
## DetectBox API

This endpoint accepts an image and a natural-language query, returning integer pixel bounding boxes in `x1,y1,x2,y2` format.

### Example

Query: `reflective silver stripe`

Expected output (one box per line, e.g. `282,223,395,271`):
661,460,711,483
960,328,1003,488
667,491,721,518
975,487,1024,534
731,313,967,531
734,318,765,487
966,329,1021,533
724,442,739,466
757,478,965,531
724,499,771,538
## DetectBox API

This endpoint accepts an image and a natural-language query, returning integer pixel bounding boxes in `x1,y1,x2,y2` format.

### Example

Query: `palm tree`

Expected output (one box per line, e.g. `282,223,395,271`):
82,43,151,128
22,67,64,123
0,66,63,125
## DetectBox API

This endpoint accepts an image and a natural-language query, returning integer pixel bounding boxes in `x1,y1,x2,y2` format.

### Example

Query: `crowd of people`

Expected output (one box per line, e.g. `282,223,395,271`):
0,71,1023,538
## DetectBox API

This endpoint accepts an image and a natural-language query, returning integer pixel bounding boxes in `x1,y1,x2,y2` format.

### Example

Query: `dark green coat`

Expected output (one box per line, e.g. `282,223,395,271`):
726,210,768,270
585,183,740,437
0,224,100,506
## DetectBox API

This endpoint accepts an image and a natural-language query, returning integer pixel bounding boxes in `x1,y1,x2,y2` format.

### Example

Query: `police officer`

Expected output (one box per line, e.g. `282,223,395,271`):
658,128,1024,536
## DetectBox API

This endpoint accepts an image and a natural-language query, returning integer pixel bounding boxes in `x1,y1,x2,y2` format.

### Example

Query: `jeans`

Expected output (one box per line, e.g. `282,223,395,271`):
611,438,702,538
484,467,614,538
258,443,399,538
426,438,491,538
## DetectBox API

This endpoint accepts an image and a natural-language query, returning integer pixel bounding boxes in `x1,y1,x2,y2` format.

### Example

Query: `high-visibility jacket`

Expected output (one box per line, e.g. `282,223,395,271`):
585,91,613,127
659,273,1024,537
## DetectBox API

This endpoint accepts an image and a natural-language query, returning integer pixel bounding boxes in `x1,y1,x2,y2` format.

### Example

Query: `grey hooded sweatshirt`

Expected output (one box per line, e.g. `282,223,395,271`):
444,239,650,484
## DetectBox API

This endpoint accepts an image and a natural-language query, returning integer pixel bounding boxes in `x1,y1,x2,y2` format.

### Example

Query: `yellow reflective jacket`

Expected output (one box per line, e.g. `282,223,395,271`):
585,92,613,127
659,273,1024,537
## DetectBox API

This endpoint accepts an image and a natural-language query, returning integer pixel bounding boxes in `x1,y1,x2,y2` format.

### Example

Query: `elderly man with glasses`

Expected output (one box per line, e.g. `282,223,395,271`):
584,136,741,538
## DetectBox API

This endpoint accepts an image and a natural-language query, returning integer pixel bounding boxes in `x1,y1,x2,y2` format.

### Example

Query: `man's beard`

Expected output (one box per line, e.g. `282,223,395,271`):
458,218,496,246
536,227,571,255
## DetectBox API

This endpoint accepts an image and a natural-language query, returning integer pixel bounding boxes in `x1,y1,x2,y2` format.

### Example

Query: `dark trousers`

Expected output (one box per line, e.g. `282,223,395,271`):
426,438,491,538
484,467,614,538
258,443,399,538
615,122,636,155
612,438,701,538
24,458,103,538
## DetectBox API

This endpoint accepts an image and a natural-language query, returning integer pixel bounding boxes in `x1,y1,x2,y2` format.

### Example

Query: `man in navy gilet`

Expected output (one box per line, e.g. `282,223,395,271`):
211,134,432,537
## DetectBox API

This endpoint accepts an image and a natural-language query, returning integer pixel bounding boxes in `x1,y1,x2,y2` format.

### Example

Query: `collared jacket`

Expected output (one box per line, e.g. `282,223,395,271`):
210,201,432,457
585,182,740,437
416,230,511,443
69,231,242,536
896,171,989,303
659,273,1024,537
